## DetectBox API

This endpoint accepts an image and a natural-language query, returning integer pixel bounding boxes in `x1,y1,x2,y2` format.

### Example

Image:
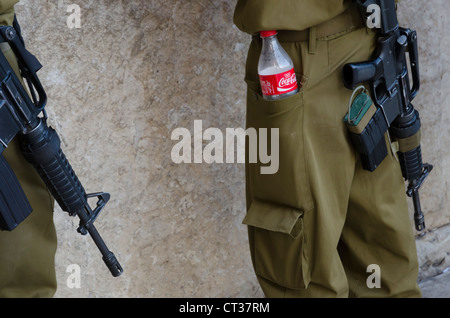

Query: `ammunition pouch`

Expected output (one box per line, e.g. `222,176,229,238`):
344,86,388,171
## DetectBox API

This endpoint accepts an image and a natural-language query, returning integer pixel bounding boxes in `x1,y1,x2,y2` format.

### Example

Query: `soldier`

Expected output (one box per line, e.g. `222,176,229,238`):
234,0,422,297
0,0,57,297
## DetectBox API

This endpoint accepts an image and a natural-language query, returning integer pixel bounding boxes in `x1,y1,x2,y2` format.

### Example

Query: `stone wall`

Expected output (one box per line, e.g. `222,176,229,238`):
11,0,450,297
396,0,450,281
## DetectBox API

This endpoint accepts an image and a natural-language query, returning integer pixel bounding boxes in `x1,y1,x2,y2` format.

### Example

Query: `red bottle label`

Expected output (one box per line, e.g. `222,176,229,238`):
259,69,298,96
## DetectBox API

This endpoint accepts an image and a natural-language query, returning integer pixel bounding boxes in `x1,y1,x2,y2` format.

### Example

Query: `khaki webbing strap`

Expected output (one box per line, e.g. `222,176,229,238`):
347,104,377,135
396,130,421,153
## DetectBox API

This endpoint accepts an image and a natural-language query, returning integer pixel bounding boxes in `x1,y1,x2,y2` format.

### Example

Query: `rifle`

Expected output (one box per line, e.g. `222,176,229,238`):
343,0,432,231
0,17,123,277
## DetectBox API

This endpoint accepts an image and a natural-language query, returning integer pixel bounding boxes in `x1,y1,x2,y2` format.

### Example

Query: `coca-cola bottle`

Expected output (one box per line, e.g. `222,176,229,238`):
258,30,299,100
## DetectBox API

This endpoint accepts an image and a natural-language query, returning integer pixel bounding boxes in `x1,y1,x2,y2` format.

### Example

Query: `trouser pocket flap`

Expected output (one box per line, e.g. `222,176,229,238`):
243,199,303,238
243,199,310,289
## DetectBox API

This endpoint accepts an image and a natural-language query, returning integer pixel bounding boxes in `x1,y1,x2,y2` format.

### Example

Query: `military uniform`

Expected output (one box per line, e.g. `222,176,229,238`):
234,0,421,297
0,0,57,297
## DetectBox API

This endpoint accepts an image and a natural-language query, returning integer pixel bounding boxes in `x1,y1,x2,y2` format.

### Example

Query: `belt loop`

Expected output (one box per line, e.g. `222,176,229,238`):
308,26,317,54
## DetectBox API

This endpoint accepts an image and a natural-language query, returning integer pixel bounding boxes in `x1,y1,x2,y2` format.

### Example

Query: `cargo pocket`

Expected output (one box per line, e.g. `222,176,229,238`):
245,76,313,212
244,199,310,289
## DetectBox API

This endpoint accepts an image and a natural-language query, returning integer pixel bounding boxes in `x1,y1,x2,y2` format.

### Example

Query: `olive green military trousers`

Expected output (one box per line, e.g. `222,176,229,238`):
0,43,57,298
243,27,421,298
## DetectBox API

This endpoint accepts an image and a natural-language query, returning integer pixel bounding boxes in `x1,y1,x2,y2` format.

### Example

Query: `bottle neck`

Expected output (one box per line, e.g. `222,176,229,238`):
261,35,280,51
259,34,292,72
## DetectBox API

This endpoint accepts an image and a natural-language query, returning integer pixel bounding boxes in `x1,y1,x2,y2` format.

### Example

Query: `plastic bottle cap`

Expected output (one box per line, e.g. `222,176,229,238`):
260,30,277,38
